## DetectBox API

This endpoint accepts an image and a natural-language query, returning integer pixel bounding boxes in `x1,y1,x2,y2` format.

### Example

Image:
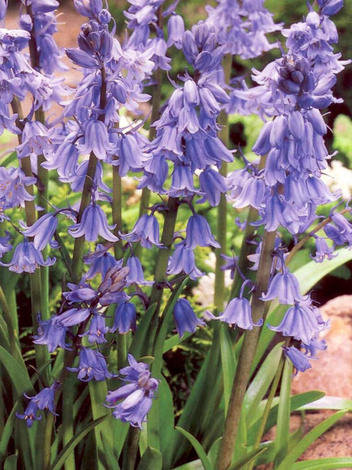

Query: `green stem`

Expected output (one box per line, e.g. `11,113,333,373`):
62,372,76,470
145,197,179,355
247,353,285,470
217,229,277,470
10,98,50,380
0,285,21,363
214,54,232,311
112,164,123,260
122,427,140,470
117,333,127,370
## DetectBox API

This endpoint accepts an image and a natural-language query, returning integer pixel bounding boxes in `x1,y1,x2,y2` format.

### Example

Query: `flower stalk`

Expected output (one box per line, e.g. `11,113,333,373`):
217,229,277,470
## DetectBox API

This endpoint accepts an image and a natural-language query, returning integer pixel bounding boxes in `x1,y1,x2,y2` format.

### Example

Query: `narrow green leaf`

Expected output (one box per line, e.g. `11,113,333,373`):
129,303,157,359
275,410,347,470
274,359,292,467
162,332,191,353
50,416,108,470
298,396,352,411
244,343,282,426
136,446,162,470
207,437,221,468
0,346,33,396
158,376,175,469
220,325,236,413
175,427,212,470
292,457,352,470
2,151,18,167
228,447,267,470
248,391,325,440
4,454,18,470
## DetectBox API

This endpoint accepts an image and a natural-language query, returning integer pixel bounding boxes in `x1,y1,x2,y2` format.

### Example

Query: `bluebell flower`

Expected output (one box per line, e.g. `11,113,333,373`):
208,296,262,330
80,314,109,344
16,121,50,159
16,382,59,428
105,354,159,429
184,214,220,250
56,308,91,327
318,0,343,16
83,244,121,281
78,119,114,160
302,334,327,358
69,203,118,243
120,214,162,249
33,315,70,353
126,256,153,286
167,14,184,49
63,282,97,304
0,239,56,273
311,237,337,263
167,241,204,280
261,268,308,305
198,168,228,207
68,348,114,381
20,213,58,251
0,167,36,209
0,232,12,258
268,301,321,345
111,302,137,334
0,0,7,23
173,298,206,338
283,346,312,375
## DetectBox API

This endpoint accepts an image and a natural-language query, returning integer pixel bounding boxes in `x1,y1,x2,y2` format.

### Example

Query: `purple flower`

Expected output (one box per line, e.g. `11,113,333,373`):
208,297,263,330
184,214,220,250
80,314,109,344
111,302,137,334
167,241,204,280
120,214,162,249
261,269,308,305
56,308,91,327
105,354,159,429
33,315,70,353
268,302,320,345
68,348,114,381
173,298,206,338
20,213,58,251
283,346,312,375
78,119,114,159
0,232,12,258
0,239,56,273
69,203,118,243
167,14,185,49
83,244,121,281
126,256,153,286
16,382,59,428
311,237,337,263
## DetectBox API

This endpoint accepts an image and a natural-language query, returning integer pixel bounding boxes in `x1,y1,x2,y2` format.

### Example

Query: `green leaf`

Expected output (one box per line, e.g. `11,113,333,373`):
175,427,213,470
298,396,352,411
228,448,268,470
275,410,347,470
50,416,108,470
129,303,157,359
136,446,162,470
158,376,175,468
4,454,18,470
207,438,221,468
220,325,236,413
2,151,18,168
162,332,192,353
0,346,33,397
244,343,282,426
274,359,292,467
292,457,352,470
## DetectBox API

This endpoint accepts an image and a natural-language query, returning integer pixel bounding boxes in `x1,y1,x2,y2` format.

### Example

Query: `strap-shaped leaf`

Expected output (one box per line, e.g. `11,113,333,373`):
292,457,352,469
175,427,212,470
50,416,108,470
136,446,162,470
275,410,347,470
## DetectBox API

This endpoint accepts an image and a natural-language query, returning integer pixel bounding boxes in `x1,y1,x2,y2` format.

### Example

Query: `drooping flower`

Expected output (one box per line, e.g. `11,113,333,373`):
173,298,206,338
283,346,312,375
261,268,308,305
111,302,137,334
33,315,70,353
16,382,60,428
105,354,159,429
120,214,163,249
20,213,58,251
0,239,56,273
68,348,114,381
69,203,118,243
184,214,220,250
